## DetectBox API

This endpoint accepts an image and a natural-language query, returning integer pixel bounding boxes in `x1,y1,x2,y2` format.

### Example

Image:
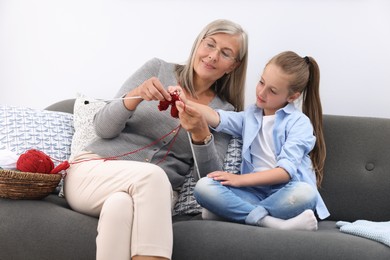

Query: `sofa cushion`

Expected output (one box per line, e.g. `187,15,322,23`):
172,220,390,260
0,196,97,260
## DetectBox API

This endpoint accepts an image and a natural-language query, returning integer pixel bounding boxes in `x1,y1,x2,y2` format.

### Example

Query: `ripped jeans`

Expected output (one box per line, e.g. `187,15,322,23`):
194,177,317,226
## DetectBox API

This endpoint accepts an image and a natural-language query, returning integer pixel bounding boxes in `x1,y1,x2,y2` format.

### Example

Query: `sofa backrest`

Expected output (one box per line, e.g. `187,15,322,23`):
46,100,390,222
45,99,76,114
320,115,390,222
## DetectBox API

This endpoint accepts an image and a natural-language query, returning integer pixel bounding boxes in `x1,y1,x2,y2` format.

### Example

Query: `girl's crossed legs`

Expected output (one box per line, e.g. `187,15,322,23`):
194,177,318,231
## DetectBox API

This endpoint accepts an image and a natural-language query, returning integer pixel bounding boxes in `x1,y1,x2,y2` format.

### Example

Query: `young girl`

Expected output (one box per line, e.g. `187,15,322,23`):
172,51,330,231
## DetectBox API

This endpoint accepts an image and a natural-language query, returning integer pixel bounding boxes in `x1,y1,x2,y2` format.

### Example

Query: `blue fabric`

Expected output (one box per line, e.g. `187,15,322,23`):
337,220,390,247
214,103,330,219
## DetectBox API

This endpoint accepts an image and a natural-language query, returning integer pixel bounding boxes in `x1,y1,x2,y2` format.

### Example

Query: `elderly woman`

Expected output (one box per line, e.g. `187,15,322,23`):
64,19,248,260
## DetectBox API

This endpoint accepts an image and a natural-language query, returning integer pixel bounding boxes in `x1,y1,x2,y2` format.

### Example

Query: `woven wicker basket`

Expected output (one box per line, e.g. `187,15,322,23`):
0,169,62,200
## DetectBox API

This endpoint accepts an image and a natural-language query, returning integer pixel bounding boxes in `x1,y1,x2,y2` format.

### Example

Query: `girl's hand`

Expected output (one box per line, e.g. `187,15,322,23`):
207,171,243,187
175,100,211,142
169,86,205,134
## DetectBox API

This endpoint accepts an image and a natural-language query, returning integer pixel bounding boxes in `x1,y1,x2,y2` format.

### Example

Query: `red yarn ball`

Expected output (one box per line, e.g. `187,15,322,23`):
17,149,54,174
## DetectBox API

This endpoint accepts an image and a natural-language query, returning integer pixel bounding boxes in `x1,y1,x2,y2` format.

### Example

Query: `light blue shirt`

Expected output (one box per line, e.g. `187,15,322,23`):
215,103,330,219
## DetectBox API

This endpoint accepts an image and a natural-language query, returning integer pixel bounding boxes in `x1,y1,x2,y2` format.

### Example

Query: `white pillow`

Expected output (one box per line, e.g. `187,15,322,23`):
69,94,106,161
58,94,105,197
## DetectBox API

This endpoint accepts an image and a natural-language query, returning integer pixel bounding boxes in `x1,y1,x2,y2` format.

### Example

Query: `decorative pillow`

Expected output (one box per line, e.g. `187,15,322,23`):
220,136,243,175
58,94,106,197
172,170,201,216
69,94,106,161
172,136,243,216
0,105,74,193
0,105,74,160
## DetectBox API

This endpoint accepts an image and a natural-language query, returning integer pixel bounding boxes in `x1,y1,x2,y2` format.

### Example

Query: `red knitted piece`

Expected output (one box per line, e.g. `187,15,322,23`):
158,91,181,118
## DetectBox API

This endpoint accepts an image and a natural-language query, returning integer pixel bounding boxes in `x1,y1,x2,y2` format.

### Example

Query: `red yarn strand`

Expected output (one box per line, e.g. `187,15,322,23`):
72,124,182,165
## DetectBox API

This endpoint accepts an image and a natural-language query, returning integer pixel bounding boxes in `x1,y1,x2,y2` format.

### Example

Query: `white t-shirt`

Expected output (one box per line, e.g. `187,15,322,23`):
251,115,276,172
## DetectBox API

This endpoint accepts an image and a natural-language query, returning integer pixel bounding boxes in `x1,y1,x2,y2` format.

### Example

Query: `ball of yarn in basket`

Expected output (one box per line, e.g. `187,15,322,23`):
16,149,54,174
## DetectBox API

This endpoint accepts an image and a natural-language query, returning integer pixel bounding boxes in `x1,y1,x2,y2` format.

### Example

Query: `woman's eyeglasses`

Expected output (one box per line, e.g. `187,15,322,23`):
201,38,238,63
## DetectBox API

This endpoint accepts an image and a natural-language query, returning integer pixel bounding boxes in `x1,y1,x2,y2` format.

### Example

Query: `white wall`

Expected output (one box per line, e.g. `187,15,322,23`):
1,0,389,118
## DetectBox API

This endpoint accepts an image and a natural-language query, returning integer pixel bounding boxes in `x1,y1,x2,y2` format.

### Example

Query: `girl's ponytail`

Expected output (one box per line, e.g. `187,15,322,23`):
268,52,326,187
302,57,326,187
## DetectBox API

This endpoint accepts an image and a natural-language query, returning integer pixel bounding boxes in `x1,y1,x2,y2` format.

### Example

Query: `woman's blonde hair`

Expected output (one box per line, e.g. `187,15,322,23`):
175,19,248,111
268,51,326,187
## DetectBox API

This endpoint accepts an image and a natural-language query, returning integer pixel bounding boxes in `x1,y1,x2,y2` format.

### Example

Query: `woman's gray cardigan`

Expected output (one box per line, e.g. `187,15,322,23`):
86,58,234,189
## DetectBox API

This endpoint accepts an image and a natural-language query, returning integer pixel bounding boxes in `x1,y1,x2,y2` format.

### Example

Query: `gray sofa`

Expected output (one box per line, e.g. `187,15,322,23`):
1,99,389,260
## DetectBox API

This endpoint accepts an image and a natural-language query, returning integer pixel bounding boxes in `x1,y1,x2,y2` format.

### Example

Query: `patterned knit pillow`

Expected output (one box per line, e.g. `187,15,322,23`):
0,105,74,193
172,136,243,216
69,94,105,161
57,94,106,197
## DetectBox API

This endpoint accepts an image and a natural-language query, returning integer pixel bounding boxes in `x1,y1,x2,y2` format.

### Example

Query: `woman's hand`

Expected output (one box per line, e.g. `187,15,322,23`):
136,77,172,101
207,171,243,187
124,77,172,110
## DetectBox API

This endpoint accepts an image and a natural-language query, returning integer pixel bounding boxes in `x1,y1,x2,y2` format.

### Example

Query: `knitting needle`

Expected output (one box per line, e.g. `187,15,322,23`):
84,96,142,104
187,131,201,181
